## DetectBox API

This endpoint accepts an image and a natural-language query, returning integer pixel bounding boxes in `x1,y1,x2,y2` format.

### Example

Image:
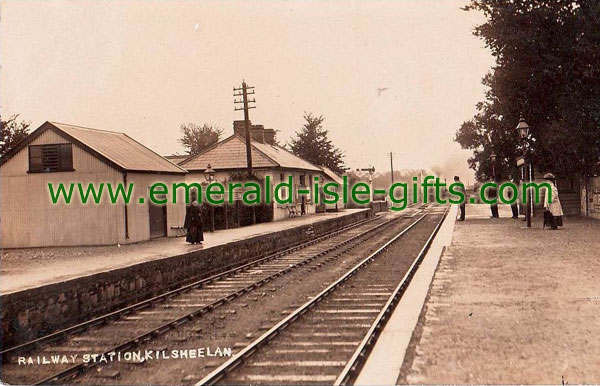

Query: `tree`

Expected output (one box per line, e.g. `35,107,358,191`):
289,113,345,175
179,123,223,156
1,115,31,158
456,1,600,182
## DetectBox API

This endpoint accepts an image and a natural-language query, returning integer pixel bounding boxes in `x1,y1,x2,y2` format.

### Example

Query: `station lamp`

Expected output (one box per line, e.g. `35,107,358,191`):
516,116,530,140
204,164,216,182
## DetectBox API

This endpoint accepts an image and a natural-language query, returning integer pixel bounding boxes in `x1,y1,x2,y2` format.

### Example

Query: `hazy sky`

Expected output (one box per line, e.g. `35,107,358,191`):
1,0,493,183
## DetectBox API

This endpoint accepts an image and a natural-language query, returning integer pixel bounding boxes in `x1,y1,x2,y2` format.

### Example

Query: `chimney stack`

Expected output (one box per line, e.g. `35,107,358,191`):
264,129,276,145
233,121,270,144
250,125,265,143
233,120,248,137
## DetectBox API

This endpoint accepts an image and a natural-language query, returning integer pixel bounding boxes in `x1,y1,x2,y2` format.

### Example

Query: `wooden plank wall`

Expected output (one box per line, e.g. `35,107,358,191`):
124,172,186,243
0,130,122,248
0,130,188,248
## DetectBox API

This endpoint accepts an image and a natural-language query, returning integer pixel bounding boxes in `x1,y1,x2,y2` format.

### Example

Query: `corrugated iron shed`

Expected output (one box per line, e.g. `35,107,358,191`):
1,121,186,174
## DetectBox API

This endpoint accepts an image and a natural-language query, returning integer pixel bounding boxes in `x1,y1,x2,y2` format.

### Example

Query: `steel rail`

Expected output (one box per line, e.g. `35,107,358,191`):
28,209,418,385
196,210,432,386
1,212,382,360
334,206,449,385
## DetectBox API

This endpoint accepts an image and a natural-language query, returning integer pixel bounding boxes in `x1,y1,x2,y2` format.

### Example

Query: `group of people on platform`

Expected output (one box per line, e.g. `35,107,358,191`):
454,173,563,230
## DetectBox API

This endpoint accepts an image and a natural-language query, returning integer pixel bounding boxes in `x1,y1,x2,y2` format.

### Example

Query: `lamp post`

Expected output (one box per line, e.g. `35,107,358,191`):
204,164,216,232
516,117,531,228
490,151,497,180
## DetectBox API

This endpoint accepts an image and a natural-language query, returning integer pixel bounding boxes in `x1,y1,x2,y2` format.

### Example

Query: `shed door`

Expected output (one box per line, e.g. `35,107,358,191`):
149,202,167,238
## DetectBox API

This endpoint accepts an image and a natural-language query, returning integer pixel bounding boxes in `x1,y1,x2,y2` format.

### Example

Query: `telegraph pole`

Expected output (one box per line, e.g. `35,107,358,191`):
233,81,257,224
389,152,394,184
233,81,256,177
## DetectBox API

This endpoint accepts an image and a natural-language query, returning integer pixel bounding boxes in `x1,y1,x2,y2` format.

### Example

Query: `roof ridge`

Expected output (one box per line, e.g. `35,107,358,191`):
49,121,124,135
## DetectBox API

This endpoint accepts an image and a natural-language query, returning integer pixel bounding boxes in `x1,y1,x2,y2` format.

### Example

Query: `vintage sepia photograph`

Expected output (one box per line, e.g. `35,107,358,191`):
1,0,599,385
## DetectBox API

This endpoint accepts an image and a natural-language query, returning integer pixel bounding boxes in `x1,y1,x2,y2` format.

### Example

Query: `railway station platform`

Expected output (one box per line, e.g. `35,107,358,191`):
359,204,600,384
0,209,371,346
1,209,369,294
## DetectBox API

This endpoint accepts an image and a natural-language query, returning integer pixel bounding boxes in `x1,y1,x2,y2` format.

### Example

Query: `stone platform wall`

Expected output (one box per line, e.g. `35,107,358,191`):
1,209,371,347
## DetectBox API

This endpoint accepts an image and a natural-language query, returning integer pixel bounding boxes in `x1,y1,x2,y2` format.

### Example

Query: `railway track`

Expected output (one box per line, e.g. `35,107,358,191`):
1,204,426,385
198,205,448,385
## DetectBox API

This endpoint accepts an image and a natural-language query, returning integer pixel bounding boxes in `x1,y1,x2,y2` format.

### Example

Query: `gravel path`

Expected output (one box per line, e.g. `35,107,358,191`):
400,206,600,384
0,210,366,293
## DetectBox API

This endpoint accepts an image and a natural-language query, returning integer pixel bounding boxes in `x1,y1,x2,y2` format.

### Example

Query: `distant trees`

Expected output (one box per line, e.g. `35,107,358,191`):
456,1,600,181
1,115,30,158
289,113,345,175
179,123,223,156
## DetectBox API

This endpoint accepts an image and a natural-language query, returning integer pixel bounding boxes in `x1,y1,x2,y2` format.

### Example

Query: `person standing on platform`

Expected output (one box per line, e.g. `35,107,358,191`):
543,173,563,230
455,176,466,221
184,200,204,244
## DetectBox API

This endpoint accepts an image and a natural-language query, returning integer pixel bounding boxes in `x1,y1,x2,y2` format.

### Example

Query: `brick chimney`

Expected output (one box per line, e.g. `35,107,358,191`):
233,121,268,143
264,129,276,145
250,124,265,143
233,120,249,137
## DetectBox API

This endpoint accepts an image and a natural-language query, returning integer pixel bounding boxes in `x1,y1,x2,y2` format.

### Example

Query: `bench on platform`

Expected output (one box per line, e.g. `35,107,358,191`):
287,205,301,218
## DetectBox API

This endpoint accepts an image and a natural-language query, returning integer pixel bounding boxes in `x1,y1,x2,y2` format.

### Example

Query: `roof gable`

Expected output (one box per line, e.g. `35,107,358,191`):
1,121,186,174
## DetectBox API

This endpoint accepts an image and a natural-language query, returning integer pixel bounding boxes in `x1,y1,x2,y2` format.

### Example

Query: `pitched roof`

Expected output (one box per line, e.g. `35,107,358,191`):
1,121,186,174
252,140,322,172
180,134,322,172
164,154,191,165
319,165,343,184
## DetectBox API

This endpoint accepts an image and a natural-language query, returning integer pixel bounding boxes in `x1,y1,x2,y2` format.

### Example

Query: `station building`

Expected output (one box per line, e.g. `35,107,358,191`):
0,120,344,248
178,121,327,221
0,121,187,248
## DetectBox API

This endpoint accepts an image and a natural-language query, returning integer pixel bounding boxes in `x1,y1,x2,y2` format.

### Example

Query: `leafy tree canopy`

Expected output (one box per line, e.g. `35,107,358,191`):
456,0,600,181
179,123,223,156
289,113,345,175
1,115,31,158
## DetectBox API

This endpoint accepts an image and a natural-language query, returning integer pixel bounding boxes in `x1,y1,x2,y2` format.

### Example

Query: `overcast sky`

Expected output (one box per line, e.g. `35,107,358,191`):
1,0,493,183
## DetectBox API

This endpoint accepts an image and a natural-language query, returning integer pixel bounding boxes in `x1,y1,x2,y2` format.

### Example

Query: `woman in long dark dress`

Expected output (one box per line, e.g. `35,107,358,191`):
184,201,204,244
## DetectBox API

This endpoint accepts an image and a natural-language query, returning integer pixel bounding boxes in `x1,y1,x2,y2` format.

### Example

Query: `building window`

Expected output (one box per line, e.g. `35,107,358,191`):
28,144,73,173
299,174,305,186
